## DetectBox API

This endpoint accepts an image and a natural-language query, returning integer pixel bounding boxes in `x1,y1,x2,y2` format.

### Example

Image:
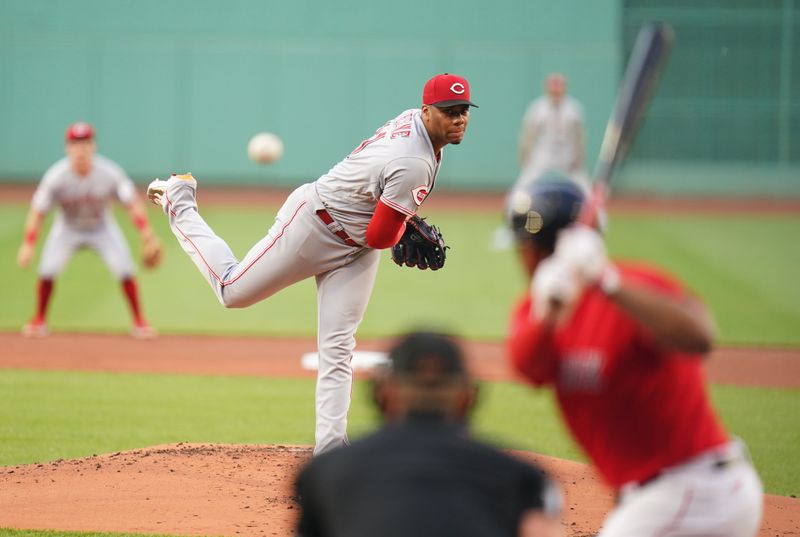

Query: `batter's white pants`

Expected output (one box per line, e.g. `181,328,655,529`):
600,440,763,537
163,180,380,455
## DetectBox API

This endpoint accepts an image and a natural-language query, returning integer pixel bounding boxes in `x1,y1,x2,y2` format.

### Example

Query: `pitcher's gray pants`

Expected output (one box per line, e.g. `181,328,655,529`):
163,181,379,454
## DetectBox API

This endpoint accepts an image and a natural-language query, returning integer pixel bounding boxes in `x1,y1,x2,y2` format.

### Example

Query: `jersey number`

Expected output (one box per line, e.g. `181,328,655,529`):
350,130,386,155
350,114,413,155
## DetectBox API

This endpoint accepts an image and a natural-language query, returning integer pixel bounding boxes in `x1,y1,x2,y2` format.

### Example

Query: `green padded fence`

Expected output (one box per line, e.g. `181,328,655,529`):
1,0,797,196
620,0,799,196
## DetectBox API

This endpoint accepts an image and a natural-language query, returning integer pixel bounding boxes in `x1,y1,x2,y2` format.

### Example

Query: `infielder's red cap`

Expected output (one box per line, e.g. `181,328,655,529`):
423,73,478,108
65,122,95,142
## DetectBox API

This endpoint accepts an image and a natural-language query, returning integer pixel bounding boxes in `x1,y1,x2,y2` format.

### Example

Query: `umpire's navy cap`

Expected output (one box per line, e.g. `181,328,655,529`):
388,331,468,384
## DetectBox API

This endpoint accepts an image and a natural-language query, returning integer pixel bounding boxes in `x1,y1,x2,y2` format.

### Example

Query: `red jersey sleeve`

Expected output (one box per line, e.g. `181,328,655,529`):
507,296,559,386
366,200,407,249
621,261,685,296
618,262,695,358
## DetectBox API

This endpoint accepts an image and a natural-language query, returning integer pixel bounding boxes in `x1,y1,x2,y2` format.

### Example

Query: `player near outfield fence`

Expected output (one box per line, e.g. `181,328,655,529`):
514,73,589,193
505,176,763,537
17,122,161,339
146,74,476,455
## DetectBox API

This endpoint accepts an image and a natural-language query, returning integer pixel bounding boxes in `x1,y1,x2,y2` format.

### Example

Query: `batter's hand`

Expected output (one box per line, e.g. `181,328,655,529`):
17,243,34,269
554,225,609,284
531,256,581,321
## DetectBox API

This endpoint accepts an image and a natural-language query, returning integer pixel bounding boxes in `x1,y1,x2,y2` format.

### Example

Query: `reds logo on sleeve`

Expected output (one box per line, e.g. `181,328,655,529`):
411,186,429,206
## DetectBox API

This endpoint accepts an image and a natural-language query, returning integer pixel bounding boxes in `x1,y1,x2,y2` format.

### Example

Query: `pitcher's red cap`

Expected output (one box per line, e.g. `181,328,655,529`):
422,73,478,108
65,122,95,141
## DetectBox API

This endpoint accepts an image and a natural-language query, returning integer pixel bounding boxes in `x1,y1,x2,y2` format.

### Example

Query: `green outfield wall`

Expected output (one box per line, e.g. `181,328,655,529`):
618,0,799,196
0,0,797,196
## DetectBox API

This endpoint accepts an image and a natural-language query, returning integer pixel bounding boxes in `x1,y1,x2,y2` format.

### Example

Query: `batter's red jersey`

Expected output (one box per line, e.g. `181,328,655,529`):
508,262,728,489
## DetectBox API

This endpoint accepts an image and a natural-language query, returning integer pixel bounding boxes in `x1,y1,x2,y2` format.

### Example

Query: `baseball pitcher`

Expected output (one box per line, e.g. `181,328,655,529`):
147,74,477,454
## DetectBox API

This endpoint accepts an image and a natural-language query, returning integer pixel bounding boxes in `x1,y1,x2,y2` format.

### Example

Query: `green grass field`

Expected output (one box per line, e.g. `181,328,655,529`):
1,200,799,537
1,203,799,345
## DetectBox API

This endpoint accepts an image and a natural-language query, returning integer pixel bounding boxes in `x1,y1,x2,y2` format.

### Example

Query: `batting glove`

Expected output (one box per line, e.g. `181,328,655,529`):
554,225,609,283
531,255,582,321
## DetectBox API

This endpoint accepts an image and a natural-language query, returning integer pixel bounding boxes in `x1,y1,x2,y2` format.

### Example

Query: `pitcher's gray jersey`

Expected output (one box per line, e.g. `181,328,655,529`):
149,73,475,454
315,109,440,245
32,155,136,231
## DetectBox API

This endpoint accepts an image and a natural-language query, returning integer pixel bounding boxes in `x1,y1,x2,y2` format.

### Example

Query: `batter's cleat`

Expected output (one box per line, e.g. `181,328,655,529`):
131,320,158,340
147,173,197,212
22,318,48,338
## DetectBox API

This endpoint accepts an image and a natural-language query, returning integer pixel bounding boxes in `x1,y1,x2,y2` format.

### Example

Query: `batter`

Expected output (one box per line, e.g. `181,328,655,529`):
17,122,159,339
505,177,763,537
147,74,477,454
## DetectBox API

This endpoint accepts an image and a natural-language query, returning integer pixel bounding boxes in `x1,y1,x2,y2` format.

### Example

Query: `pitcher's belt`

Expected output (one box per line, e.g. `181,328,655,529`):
316,209,358,247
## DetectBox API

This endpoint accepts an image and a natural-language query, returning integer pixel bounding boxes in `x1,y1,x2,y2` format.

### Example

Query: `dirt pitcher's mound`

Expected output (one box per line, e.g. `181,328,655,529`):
0,444,307,536
1,444,798,537
0,443,611,537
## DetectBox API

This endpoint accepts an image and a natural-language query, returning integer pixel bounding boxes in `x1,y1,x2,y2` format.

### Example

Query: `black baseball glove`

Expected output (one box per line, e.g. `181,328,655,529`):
391,215,448,270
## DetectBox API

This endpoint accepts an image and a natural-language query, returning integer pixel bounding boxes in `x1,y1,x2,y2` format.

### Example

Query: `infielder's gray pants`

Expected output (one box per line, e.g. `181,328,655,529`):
39,217,135,280
163,181,379,454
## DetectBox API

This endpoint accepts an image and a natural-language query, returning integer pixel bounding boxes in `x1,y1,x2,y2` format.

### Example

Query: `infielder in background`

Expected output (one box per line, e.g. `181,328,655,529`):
514,74,588,193
295,331,562,537
17,122,160,339
505,177,763,536
147,74,477,454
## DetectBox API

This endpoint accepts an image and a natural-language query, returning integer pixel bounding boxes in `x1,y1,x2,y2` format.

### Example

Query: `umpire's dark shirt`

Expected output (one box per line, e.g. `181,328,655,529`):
295,413,552,537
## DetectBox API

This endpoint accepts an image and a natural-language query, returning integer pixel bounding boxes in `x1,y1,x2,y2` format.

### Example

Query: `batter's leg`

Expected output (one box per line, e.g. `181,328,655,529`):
313,248,381,455
599,457,763,537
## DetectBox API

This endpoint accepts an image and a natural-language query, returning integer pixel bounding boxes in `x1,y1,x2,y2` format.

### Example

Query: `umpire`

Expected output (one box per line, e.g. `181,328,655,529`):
294,331,562,537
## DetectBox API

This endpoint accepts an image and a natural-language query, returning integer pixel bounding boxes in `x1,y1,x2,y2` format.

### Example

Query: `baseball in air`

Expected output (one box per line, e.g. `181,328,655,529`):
247,132,284,164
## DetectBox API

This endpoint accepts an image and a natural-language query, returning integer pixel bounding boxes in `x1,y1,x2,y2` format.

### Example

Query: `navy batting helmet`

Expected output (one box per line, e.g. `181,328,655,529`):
506,174,585,252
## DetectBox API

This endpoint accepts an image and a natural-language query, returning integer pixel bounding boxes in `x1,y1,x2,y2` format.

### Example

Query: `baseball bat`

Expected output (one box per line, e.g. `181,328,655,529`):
579,22,675,228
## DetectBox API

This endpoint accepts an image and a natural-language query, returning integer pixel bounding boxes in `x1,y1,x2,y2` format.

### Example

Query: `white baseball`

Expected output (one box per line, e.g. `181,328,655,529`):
247,132,284,164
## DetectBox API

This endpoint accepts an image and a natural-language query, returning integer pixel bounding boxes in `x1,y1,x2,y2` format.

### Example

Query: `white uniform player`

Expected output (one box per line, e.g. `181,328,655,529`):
17,122,159,339
147,74,477,454
515,73,589,193
492,74,589,252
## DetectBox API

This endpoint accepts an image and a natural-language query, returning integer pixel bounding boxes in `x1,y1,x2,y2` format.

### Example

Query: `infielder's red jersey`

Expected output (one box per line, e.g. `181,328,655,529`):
508,262,728,489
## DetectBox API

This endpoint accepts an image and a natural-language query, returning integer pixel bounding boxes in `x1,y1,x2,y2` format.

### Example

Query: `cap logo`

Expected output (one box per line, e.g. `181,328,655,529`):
450,83,466,95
